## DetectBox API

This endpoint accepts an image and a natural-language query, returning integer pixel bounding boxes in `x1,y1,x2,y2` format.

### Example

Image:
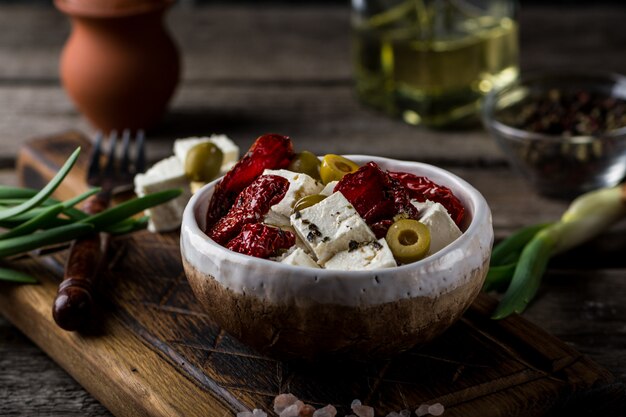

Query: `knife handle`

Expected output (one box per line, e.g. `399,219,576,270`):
52,192,109,331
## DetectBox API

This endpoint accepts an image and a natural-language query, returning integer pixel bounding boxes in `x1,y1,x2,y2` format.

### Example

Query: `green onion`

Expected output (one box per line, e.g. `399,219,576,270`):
0,198,57,206
0,223,94,258
0,267,37,283
0,148,80,221
0,147,183,285
491,228,556,319
490,223,552,266
490,184,626,319
483,262,517,292
0,186,39,200
0,203,65,240
80,189,182,230
106,216,150,235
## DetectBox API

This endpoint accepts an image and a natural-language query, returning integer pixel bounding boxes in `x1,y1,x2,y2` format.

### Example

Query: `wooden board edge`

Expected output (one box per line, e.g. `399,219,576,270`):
0,271,236,417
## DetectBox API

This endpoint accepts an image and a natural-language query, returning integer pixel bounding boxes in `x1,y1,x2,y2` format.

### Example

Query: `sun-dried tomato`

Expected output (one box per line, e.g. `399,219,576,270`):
205,134,294,231
388,171,465,227
226,223,295,259
335,162,419,238
208,175,289,245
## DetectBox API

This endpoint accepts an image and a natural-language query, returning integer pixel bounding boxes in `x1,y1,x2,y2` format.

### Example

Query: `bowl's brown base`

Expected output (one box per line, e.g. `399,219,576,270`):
183,258,486,360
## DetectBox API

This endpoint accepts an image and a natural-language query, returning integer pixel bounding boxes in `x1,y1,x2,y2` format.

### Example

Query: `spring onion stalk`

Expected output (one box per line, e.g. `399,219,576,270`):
0,188,98,221
0,147,183,284
106,216,150,235
80,189,182,230
0,147,80,221
0,223,95,258
0,204,65,240
0,267,37,283
0,186,39,200
490,184,626,319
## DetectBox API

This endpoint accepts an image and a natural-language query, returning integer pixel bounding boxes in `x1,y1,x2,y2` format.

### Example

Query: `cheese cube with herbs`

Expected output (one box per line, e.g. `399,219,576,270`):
134,156,192,232
412,200,462,254
262,169,323,227
324,239,396,270
290,191,376,263
174,135,239,175
280,248,320,268
320,181,338,196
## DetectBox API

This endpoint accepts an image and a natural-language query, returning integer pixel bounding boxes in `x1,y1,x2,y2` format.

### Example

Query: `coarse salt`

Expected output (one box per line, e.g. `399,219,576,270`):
300,404,316,417
274,394,299,414
428,403,445,416
352,404,375,417
416,404,430,417
280,401,305,417
312,404,338,417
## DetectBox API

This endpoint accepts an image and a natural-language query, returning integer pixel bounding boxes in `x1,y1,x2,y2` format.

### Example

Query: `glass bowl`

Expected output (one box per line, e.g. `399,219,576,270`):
482,71,626,198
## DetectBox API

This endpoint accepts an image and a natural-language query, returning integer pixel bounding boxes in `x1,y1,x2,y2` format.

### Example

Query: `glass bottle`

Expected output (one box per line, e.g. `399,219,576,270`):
352,0,519,127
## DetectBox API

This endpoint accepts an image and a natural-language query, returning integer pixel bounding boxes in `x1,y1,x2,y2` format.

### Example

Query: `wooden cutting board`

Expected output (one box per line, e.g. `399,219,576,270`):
0,132,623,417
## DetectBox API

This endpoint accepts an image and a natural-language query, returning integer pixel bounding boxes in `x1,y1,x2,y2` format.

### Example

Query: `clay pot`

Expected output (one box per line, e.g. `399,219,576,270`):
55,0,180,132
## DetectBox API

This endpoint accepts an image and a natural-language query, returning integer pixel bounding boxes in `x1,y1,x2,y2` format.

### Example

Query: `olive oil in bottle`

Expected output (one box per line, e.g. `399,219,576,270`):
353,0,519,127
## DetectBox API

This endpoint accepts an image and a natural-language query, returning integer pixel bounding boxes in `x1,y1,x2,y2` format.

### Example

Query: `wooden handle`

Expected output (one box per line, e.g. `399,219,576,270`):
52,192,110,331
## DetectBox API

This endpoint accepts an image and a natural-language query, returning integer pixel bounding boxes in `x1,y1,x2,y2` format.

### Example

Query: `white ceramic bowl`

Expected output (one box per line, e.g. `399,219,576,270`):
181,156,493,359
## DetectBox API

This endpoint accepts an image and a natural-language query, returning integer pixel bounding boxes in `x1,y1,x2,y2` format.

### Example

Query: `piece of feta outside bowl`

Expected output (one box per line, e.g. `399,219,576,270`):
180,155,493,359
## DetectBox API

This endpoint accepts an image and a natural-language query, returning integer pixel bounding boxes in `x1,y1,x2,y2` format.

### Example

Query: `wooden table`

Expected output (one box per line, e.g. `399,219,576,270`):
0,4,625,416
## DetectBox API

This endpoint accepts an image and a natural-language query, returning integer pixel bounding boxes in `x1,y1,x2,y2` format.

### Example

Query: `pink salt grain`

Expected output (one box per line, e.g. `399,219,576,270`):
300,404,316,417
415,404,430,417
352,404,375,417
312,404,337,417
237,412,253,417
253,410,268,417
280,401,305,417
427,403,445,416
385,412,400,417
274,394,299,414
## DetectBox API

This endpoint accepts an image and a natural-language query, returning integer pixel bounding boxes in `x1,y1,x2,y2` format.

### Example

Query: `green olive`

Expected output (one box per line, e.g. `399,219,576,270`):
385,219,430,264
184,142,224,182
320,154,359,184
293,194,327,213
288,151,321,180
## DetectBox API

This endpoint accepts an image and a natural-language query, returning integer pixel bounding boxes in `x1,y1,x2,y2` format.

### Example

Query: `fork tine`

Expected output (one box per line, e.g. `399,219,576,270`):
119,129,131,175
103,130,118,177
87,132,103,186
134,130,146,174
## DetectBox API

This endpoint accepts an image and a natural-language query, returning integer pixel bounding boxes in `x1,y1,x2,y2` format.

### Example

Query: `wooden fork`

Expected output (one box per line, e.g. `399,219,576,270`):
52,130,145,331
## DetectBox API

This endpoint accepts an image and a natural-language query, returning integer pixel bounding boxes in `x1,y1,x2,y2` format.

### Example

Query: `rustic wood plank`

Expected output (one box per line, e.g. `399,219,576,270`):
0,83,503,164
0,259,236,417
0,315,111,417
0,6,625,82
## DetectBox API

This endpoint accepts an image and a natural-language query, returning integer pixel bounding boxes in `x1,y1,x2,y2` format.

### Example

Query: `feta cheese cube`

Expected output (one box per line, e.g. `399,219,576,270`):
280,248,320,268
412,200,462,254
325,239,396,270
290,191,375,263
173,135,239,175
134,156,192,232
262,169,323,226
320,181,338,196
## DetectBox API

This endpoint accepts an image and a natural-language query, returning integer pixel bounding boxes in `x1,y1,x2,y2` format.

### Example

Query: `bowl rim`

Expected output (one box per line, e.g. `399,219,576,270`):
182,154,491,278
482,69,626,142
